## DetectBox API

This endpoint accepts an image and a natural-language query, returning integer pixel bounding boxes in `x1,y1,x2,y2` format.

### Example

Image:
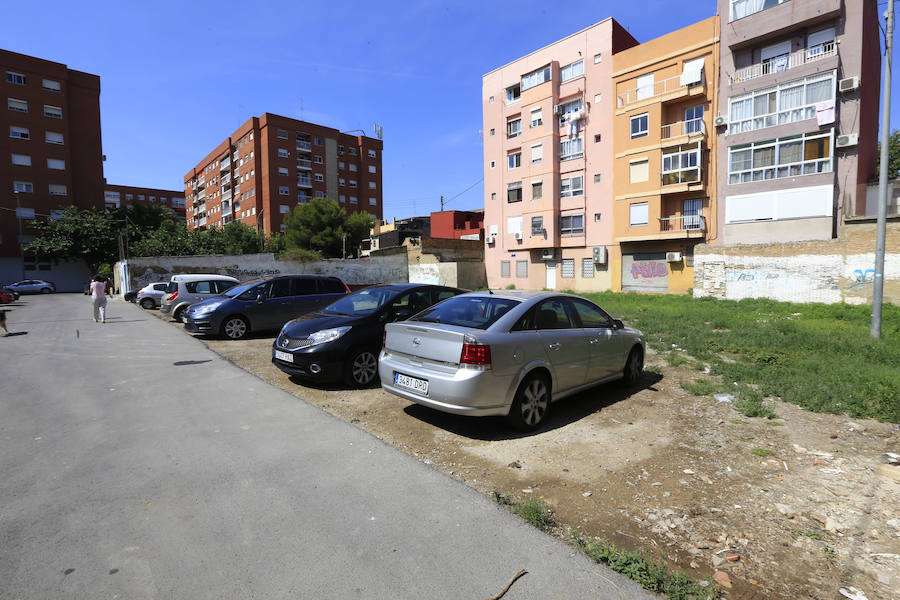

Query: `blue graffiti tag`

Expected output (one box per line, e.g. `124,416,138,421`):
849,268,875,289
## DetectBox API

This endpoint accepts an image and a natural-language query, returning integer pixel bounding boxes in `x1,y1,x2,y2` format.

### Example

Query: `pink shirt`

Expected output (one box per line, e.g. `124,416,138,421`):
90,281,106,300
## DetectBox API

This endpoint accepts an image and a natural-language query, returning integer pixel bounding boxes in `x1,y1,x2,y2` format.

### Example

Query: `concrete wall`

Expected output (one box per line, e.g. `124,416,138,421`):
694,220,900,304
0,257,91,293
117,253,408,294
407,238,487,289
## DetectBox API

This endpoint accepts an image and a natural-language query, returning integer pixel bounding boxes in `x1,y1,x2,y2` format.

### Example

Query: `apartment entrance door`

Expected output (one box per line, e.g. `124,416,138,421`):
545,261,557,290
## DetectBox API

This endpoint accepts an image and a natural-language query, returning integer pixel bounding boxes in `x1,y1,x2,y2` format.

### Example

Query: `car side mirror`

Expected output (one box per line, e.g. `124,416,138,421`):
256,293,266,304
612,319,624,330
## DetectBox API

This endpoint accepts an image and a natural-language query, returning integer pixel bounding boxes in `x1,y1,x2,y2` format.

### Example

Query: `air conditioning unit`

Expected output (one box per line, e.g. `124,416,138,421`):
713,115,728,128
666,251,683,262
552,104,562,115
836,133,859,148
485,235,496,244
592,246,607,264
513,232,523,240
839,76,860,93
541,249,555,261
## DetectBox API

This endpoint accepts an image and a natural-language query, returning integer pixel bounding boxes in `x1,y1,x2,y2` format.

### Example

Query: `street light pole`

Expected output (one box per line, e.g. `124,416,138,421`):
14,191,25,279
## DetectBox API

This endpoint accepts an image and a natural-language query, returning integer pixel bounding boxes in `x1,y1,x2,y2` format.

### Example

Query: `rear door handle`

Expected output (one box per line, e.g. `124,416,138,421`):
547,342,561,350
589,339,600,345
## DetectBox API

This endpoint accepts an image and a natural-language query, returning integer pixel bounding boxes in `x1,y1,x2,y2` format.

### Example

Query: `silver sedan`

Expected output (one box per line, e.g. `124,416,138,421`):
379,291,645,430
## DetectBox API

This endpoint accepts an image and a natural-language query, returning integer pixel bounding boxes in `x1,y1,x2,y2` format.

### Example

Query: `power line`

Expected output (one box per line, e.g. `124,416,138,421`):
443,177,484,208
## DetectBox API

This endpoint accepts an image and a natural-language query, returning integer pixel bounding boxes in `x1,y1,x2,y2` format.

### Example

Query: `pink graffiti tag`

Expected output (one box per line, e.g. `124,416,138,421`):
630,261,668,279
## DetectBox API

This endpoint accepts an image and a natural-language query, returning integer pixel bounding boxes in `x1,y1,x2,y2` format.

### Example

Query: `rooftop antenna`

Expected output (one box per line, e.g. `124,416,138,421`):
300,97,304,121
373,122,383,139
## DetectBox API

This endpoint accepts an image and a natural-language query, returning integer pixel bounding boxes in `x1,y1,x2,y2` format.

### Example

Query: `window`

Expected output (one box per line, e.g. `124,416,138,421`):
560,214,584,235
9,126,29,139
369,197,377,205
279,186,290,195
508,151,521,169
808,27,836,57
501,261,511,277
594,53,602,64
730,0,790,21
13,181,33,193
43,105,62,119
561,258,575,278
278,167,289,176
507,118,521,139
490,128,495,136
315,191,325,198
39,79,61,92
314,155,323,164
368,149,376,158
277,148,290,158
45,131,63,144
593,173,601,183
368,181,376,189
531,144,543,163
516,260,528,277
314,137,323,146
276,129,288,139
349,163,358,172
681,57,705,87
630,158,649,183
368,165,376,173
532,181,542,200
348,148,357,155
138,195,145,201
531,108,543,127
728,131,832,184
7,98,27,112
506,84,521,104
521,65,551,91
630,202,649,225
507,216,523,235
149,195,156,203
560,137,584,160
560,175,583,198
125,194,133,201
683,198,703,230
560,59,584,82
349,180,358,188
47,158,65,170
280,205,290,214
314,173,324,182
728,73,835,134
489,96,494,104
339,194,346,203
11,153,31,166
339,177,345,186
507,181,522,203
760,40,791,75
661,142,701,185
491,192,496,201
531,216,543,235
594,93,602,104
350,196,358,204
490,160,495,169
630,113,649,138
582,258,595,278
6,72,26,85
684,105,704,134
49,184,67,196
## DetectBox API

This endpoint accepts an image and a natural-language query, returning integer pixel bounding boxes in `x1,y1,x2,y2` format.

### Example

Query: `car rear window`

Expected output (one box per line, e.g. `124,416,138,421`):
186,280,215,294
154,283,168,291
166,282,177,293
214,280,236,293
410,296,520,330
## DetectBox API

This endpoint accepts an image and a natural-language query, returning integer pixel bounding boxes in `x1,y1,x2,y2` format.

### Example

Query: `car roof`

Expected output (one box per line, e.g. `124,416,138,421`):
456,290,567,301
170,274,239,282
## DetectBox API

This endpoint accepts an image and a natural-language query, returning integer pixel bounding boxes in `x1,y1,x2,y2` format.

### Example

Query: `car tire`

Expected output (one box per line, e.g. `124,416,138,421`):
40,288,51,294
172,306,186,323
222,316,249,340
506,372,551,431
344,348,379,387
140,298,155,310
622,346,644,387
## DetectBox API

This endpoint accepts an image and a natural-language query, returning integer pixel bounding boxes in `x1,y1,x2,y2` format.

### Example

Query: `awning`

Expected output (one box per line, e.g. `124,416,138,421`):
680,57,705,86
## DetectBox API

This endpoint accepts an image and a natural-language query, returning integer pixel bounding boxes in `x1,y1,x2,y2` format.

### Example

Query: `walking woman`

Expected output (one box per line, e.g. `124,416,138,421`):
90,275,107,323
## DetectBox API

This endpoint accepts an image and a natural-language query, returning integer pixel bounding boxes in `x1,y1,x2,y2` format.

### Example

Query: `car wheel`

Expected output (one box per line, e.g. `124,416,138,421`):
222,316,249,340
140,298,155,310
506,373,551,431
623,346,644,386
40,287,51,294
172,306,186,322
345,348,379,387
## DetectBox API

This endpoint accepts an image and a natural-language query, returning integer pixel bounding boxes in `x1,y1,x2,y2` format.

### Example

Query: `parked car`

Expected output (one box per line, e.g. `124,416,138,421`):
379,291,645,431
159,274,239,322
5,279,55,294
0,289,15,304
271,284,465,387
1,288,20,301
182,275,350,340
136,282,170,309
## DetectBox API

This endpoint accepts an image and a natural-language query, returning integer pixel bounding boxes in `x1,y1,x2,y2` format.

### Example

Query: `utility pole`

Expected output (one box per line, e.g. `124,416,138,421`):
440,195,444,211
872,0,894,339
342,232,347,259
14,191,24,279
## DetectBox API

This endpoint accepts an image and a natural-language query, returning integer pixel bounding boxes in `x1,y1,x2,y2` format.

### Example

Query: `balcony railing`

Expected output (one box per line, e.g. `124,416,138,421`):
296,140,312,152
730,0,790,22
198,217,207,226
297,158,312,169
732,41,835,84
659,215,706,233
618,74,691,107
661,118,705,140
222,201,232,216
297,193,312,203
219,158,231,171
297,176,312,187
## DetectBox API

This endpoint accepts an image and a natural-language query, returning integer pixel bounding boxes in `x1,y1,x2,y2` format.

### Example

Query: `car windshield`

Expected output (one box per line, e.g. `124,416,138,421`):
410,296,520,330
223,280,265,299
322,287,402,317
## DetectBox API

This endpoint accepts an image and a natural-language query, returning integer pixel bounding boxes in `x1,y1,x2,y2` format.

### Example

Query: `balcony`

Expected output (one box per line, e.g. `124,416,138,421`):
198,217,207,227
298,192,312,203
732,41,836,84
727,0,840,47
220,158,231,171
618,74,694,108
222,201,232,217
297,158,312,170
222,189,233,202
296,140,312,152
660,215,706,236
729,0,788,22
297,175,312,188
661,118,705,141
661,142,702,189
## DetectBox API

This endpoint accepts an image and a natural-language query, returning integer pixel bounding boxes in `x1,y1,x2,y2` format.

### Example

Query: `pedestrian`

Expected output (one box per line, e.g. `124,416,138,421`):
0,309,8,336
90,275,107,323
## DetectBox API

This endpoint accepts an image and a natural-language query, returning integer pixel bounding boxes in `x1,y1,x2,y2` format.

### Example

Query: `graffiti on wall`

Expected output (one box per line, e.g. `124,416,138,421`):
724,269,782,283
630,261,667,279
849,268,875,289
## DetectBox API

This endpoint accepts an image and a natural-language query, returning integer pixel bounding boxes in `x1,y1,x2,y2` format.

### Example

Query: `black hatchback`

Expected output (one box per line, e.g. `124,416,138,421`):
272,283,464,387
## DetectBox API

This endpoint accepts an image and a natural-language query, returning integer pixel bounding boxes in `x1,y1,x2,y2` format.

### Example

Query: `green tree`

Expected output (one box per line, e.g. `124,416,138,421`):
877,129,900,180
343,210,375,258
283,198,347,257
216,221,266,255
130,220,197,257
24,206,119,272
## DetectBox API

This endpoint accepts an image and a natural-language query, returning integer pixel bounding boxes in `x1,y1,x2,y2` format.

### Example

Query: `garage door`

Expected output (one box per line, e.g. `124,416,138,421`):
622,253,668,292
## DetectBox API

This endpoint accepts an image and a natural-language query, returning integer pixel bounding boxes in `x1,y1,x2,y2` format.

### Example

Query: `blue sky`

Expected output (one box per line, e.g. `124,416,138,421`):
5,1,897,221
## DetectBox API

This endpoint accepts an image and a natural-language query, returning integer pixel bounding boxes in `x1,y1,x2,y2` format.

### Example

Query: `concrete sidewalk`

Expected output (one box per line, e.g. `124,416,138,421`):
0,294,656,599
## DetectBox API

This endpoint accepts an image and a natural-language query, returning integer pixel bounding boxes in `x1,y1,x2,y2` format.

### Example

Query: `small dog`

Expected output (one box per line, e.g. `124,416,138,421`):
0,309,8,336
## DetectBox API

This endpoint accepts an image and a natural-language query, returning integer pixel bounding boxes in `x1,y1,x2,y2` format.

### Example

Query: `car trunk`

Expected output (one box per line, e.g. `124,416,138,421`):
385,323,472,370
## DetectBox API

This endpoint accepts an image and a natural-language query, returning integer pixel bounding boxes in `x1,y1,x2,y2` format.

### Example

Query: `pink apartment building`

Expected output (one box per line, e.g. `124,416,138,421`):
482,19,638,290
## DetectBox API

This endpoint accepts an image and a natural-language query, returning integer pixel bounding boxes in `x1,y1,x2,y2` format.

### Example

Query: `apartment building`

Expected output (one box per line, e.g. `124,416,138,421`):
612,17,719,293
104,184,186,219
482,19,639,291
1,49,104,283
716,0,881,243
430,209,484,240
184,113,383,237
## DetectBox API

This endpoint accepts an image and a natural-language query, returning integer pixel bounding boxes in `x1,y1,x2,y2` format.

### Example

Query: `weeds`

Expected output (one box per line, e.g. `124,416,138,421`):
492,492,555,532
806,529,824,540
824,546,837,565
680,379,721,396
729,419,749,425
573,533,720,600
751,448,775,457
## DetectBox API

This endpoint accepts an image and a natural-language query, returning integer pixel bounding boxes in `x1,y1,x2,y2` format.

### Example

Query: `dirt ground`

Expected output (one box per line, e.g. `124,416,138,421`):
152,308,900,600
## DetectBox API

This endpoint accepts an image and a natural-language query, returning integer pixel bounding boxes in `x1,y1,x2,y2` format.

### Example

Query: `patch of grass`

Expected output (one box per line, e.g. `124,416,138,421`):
806,528,824,540
665,353,693,369
750,448,775,457
491,491,513,506
730,419,749,425
492,492,555,532
645,365,663,375
765,421,785,427
732,384,779,419
824,545,837,565
504,284,516,290
573,533,720,600
579,291,900,422
680,379,721,396
737,436,753,442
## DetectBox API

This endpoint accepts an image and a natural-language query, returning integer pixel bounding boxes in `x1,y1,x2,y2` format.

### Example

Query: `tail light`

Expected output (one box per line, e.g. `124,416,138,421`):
167,291,178,301
382,331,387,348
344,282,351,294
460,336,491,367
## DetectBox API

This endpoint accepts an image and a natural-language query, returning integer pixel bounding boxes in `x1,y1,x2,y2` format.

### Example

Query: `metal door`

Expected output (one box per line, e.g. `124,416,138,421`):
621,253,668,292
545,261,556,290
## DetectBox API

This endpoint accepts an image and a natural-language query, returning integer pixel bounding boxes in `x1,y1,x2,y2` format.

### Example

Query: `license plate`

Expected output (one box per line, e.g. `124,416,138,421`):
394,372,428,395
274,350,293,363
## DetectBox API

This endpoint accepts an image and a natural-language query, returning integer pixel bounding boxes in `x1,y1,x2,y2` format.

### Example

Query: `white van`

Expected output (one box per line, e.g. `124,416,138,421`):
159,274,239,322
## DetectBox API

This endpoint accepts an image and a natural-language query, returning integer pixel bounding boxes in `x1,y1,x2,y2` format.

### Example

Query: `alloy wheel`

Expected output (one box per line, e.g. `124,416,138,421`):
351,351,378,385
520,378,549,426
224,318,247,339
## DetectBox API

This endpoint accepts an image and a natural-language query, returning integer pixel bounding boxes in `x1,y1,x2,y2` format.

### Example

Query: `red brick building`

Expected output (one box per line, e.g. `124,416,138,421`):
184,113,383,236
1,49,104,283
430,209,484,240
104,184,186,220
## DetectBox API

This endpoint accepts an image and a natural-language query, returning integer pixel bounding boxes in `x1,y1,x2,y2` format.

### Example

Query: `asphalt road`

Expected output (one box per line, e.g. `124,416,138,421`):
0,294,656,599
